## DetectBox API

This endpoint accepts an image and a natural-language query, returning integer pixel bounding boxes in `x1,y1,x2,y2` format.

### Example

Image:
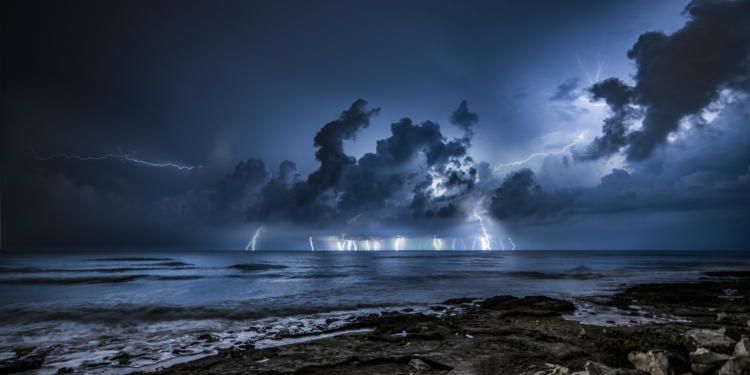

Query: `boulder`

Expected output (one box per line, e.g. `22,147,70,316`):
717,312,730,321
690,363,717,375
585,361,648,375
684,329,737,354
627,349,689,375
551,366,570,375
718,327,743,342
689,348,731,365
717,356,750,375
409,358,432,371
735,338,750,357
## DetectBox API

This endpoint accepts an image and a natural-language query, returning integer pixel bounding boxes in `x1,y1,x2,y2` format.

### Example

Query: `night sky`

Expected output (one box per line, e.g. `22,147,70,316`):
2,0,749,250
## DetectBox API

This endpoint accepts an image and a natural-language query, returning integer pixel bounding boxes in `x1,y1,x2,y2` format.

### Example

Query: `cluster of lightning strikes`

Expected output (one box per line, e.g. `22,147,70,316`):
246,226,262,251
257,234,512,251
31,148,196,170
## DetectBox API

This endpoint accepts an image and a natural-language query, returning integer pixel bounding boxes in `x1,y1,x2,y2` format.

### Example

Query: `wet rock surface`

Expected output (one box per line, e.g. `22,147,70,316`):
125,273,749,375
0,347,55,375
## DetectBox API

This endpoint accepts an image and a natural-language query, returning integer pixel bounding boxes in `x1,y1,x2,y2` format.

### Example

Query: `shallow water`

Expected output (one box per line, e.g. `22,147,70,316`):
1,250,747,373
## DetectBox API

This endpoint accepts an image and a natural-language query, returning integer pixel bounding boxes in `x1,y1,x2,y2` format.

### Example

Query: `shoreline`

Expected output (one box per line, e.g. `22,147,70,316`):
130,272,748,375
2,271,748,374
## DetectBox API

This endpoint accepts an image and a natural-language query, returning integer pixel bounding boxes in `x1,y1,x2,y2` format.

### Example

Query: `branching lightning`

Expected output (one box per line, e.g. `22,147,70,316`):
473,209,493,250
453,130,588,200
247,226,262,251
31,148,196,171
576,52,606,86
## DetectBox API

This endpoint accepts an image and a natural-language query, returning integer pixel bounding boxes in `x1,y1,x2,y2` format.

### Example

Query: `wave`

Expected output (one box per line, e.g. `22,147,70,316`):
286,273,349,279
0,274,150,285
89,257,175,261
228,263,289,271
0,300,403,323
0,266,194,274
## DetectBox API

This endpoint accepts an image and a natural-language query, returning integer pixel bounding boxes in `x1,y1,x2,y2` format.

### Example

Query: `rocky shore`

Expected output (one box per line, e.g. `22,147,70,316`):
2,272,748,375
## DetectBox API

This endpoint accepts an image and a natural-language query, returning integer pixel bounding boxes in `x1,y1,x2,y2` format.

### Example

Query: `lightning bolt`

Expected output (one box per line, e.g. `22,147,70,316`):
309,236,314,251
452,238,456,250
247,226,262,251
31,148,196,170
395,236,404,251
577,52,606,85
433,235,442,250
473,209,493,250
374,240,381,250
453,130,588,200
460,239,466,250
348,214,362,223
508,237,516,250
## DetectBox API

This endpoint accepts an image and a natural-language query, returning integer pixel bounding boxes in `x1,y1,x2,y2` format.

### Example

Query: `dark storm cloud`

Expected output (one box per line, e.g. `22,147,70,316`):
549,78,581,103
575,78,636,160
489,164,750,223
242,100,479,227
295,99,381,206
489,169,579,221
212,158,271,212
581,0,750,161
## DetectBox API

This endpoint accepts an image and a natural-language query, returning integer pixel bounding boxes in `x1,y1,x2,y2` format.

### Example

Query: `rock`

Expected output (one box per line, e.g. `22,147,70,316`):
684,329,737,354
0,348,52,374
579,328,588,339
747,319,750,328
56,368,74,375
110,351,131,365
735,338,750,357
551,366,570,375
627,349,689,375
689,348,731,365
443,297,474,305
717,356,750,375
718,327,743,341
571,372,586,375
690,363,717,375
409,358,432,371
585,361,648,375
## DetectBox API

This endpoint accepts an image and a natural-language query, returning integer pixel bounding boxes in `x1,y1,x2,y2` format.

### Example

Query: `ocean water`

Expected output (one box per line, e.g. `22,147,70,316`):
0,250,748,374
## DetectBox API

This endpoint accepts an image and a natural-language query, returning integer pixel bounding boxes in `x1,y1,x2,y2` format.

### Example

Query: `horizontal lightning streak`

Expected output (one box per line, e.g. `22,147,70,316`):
30,148,196,170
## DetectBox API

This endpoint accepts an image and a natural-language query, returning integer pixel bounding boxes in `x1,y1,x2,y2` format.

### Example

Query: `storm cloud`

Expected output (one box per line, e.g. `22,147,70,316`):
580,0,750,161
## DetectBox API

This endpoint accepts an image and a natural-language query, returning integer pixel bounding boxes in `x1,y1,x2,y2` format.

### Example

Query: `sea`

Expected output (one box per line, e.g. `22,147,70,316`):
0,250,748,374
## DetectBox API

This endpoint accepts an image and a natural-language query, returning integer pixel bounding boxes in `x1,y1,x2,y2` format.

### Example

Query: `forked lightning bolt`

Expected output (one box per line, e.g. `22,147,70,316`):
247,226,262,251
473,209,494,250
453,130,588,200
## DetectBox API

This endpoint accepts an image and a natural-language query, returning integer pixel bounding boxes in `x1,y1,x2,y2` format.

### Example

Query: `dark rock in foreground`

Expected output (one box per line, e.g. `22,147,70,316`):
126,275,750,375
